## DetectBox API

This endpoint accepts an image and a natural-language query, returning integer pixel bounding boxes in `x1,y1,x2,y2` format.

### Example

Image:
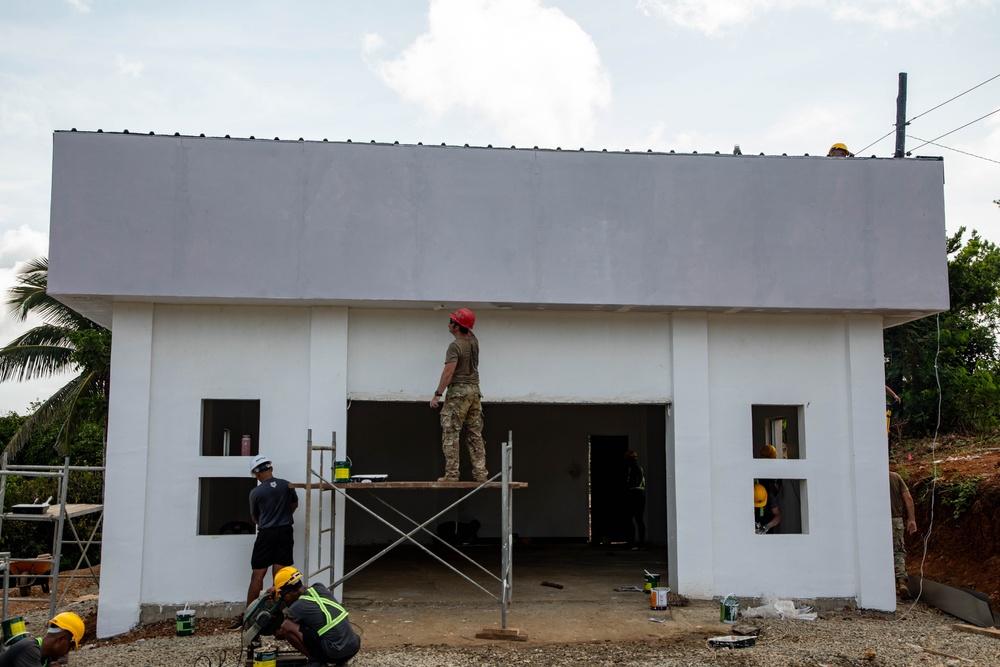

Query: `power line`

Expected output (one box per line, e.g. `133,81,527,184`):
906,135,1000,165
856,72,1000,156
909,107,1000,152
856,129,895,156
907,72,1000,124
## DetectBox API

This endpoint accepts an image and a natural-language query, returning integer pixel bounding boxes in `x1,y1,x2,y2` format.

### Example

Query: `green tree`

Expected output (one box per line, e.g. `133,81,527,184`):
0,258,111,459
885,228,1000,435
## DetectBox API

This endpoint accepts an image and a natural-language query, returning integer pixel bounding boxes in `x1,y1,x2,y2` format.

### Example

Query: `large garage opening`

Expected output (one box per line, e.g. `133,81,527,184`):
344,401,668,550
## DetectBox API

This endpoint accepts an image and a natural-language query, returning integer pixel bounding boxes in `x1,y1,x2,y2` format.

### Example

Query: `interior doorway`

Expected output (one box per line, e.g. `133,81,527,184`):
589,435,630,544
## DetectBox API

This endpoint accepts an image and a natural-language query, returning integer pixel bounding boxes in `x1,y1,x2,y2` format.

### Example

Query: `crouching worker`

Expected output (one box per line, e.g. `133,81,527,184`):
272,566,360,666
0,612,84,666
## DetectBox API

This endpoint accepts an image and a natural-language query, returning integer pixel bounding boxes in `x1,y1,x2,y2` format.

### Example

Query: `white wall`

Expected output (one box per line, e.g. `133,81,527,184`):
688,313,893,607
347,309,671,402
97,305,896,637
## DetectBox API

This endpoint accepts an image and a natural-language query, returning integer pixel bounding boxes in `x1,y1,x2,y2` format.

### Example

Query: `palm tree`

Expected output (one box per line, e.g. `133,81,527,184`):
0,257,111,459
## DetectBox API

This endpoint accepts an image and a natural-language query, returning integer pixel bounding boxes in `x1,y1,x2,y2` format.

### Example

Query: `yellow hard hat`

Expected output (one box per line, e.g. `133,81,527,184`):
759,445,777,459
753,483,768,508
828,142,850,154
274,566,303,592
49,612,84,649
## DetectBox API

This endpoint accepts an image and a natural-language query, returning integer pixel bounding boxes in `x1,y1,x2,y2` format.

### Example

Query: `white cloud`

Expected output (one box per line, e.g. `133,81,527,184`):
374,0,611,146
361,32,385,56
0,225,48,269
637,0,982,35
65,0,92,12
117,55,144,78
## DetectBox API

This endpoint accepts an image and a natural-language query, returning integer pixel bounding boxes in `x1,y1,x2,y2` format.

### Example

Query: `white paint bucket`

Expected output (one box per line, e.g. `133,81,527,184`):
650,587,670,610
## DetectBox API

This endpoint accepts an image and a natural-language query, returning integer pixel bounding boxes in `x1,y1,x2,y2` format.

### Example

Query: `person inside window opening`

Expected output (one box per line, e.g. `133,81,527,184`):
754,479,781,534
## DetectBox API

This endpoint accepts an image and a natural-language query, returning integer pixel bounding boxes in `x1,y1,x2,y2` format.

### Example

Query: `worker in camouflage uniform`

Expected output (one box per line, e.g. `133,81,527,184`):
429,308,489,483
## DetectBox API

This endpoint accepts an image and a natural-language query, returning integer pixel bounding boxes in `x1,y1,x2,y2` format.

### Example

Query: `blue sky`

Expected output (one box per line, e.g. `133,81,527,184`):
1,0,998,412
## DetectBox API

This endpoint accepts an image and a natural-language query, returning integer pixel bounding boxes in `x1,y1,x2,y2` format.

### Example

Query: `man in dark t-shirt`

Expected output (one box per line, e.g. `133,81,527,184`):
235,454,298,627
272,566,361,666
0,612,84,667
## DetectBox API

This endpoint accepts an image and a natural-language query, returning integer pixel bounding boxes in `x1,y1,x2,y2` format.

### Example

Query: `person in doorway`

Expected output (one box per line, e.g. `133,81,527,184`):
827,142,854,157
271,567,361,666
429,308,489,483
233,454,299,629
624,450,646,550
753,480,781,534
0,612,84,667
889,471,918,599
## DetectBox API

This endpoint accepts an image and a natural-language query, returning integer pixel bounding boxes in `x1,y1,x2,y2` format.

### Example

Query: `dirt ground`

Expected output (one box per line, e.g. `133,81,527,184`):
890,435,1000,609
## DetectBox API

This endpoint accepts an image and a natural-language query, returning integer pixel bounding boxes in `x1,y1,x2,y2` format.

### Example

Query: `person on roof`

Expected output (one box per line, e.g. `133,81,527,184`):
0,612,84,667
827,142,854,157
271,567,360,666
429,308,489,483
233,454,299,629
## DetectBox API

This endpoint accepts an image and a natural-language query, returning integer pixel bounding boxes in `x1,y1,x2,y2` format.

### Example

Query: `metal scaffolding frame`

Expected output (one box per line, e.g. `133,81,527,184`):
297,430,524,630
0,456,104,620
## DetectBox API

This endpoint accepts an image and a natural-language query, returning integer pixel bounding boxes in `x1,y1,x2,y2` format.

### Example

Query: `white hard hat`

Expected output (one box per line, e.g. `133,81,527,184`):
250,454,272,475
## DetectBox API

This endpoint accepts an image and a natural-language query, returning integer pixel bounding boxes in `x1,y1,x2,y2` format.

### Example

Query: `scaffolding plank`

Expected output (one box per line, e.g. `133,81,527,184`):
292,481,527,490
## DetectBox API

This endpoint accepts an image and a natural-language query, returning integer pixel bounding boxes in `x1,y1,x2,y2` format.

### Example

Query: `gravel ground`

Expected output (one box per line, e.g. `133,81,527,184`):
47,601,997,666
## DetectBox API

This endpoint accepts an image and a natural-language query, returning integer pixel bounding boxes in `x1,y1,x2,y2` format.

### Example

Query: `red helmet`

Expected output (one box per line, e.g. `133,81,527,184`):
450,308,476,330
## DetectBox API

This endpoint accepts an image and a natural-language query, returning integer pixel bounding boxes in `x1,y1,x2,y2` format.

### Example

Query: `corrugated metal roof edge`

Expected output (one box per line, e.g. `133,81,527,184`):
53,129,944,161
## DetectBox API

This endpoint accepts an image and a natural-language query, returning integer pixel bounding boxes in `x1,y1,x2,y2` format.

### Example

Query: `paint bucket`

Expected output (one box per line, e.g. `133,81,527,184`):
650,587,670,610
253,646,277,667
644,573,660,592
2,616,27,646
175,609,195,636
720,595,739,624
334,457,352,483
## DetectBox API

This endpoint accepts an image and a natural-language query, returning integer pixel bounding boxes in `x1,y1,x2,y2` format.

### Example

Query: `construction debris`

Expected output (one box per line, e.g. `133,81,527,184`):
952,623,1000,639
905,643,974,663
540,581,563,589
475,627,528,641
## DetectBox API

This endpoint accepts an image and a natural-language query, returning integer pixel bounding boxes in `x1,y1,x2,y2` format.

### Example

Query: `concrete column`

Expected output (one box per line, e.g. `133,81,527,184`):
668,313,714,598
307,307,349,592
97,303,154,637
846,315,896,610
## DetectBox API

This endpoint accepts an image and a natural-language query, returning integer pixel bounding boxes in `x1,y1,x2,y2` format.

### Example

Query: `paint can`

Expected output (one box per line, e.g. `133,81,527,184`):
253,646,277,667
334,456,352,483
175,609,195,636
644,573,660,592
650,587,670,610
2,616,27,646
719,595,739,624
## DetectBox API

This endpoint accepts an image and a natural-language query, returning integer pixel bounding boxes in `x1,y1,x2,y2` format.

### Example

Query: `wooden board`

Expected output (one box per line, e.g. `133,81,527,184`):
290,481,527,490
476,626,528,641
952,623,1000,639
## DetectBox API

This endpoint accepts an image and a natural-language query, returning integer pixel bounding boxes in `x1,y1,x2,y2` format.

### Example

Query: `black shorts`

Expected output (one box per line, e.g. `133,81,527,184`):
251,524,294,570
300,625,359,665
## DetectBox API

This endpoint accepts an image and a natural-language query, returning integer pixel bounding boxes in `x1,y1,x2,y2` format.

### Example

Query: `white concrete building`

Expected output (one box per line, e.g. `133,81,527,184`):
46,131,948,637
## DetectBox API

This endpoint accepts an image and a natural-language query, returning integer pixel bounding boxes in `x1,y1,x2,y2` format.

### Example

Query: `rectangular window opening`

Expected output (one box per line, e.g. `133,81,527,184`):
751,404,804,459
201,399,261,456
198,477,257,535
753,478,807,535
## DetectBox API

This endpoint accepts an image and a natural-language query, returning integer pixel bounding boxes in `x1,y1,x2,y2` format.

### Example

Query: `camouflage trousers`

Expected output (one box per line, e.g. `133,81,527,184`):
440,383,488,481
892,517,907,579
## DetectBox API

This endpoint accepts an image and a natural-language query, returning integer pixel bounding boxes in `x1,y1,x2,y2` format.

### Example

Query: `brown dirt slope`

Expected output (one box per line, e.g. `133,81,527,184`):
890,435,1000,609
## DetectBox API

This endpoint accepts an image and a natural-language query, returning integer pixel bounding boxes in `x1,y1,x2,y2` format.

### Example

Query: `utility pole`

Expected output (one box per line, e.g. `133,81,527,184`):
894,72,908,158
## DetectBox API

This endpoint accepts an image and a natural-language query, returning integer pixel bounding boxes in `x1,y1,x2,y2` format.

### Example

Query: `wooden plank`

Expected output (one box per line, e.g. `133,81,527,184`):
476,627,528,641
290,481,528,490
952,623,1000,639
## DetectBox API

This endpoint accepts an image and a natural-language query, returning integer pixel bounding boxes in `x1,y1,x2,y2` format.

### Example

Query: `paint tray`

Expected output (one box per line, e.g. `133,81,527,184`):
350,474,388,483
707,635,756,649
